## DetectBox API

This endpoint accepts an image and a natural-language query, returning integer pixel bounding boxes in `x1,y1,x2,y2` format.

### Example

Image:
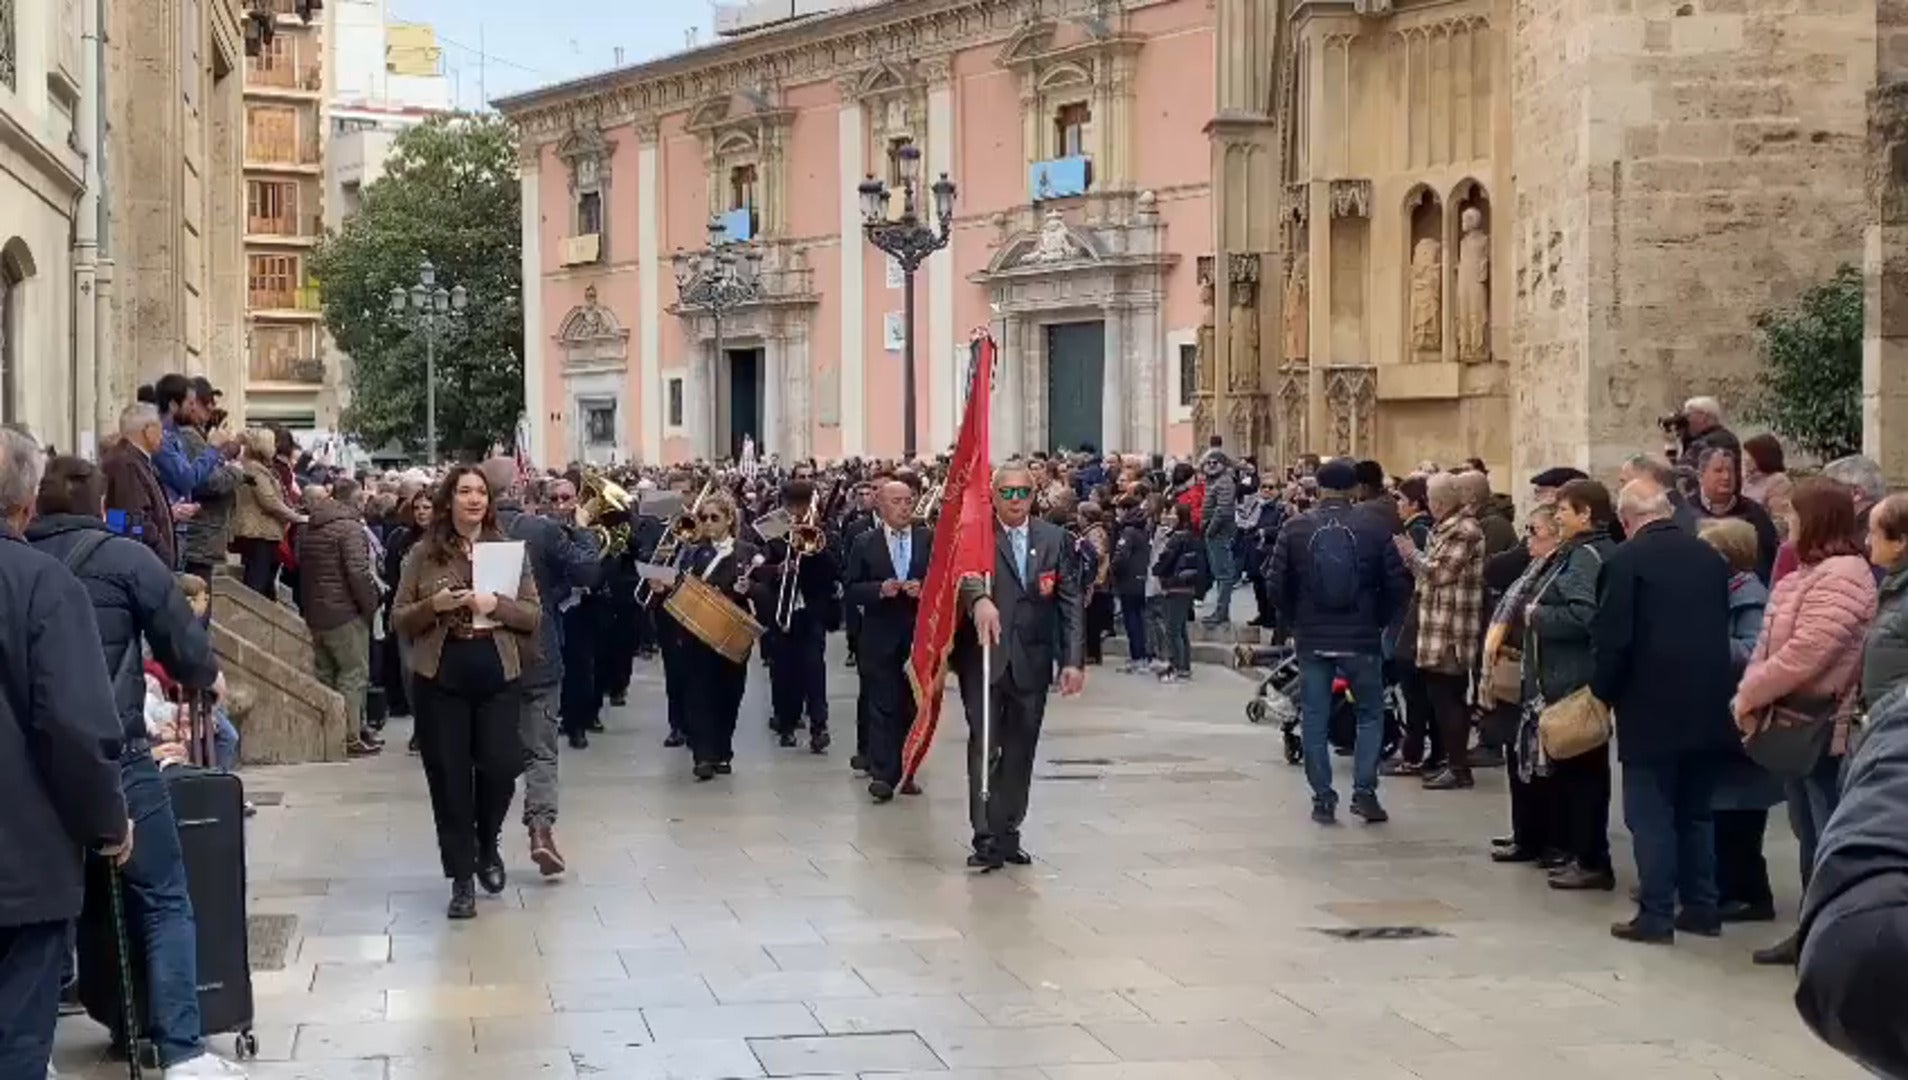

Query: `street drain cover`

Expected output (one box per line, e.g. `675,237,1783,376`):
1314,925,1447,942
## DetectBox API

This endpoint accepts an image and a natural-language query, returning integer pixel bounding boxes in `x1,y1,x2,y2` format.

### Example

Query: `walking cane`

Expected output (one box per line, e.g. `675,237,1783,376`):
106,859,144,1080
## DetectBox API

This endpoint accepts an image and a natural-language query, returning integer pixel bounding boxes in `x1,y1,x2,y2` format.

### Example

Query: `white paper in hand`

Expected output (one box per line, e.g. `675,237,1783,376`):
471,540,526,628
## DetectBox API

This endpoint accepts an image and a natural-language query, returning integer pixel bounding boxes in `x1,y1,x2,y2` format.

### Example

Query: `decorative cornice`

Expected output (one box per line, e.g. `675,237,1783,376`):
499,0,1124,147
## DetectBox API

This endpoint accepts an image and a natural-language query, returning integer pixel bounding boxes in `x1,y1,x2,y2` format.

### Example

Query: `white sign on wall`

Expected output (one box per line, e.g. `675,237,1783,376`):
883,311,906,352
885,256,905,289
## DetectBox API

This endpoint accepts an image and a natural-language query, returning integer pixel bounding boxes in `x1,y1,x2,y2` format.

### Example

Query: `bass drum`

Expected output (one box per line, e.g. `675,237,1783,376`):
664,574,765,665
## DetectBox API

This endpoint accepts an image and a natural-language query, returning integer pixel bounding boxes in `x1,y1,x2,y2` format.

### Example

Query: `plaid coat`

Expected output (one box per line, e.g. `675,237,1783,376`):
1411,509,1487,676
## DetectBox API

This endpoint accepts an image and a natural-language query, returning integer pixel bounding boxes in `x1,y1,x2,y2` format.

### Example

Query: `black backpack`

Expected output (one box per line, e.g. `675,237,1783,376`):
1306,507,1362,612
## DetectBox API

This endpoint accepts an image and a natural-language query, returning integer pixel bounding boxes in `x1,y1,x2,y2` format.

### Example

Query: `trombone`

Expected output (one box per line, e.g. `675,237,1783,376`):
640,480,713,603
774,490,830,631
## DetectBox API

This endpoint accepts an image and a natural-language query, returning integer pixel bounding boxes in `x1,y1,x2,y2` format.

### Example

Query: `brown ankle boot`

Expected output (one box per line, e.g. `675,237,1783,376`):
529,826,566,877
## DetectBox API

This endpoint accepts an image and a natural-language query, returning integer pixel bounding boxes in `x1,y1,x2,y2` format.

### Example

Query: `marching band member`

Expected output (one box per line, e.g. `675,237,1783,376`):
758,480,843,754
652,492,761,781
844,480,933,801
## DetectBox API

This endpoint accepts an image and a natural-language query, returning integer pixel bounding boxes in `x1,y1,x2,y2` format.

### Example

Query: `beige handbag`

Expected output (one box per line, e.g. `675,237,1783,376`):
1487,647,1524,706
1538,684,1613,759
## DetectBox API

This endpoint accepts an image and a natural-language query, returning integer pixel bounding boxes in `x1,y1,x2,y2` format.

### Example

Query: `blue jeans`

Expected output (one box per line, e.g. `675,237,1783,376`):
1297,652,1386,805
1206,534,1236,617
0,920,66,1079
1622,754,1721,932
1784,752,1844,890
213,705,239,772
119,753,205,1067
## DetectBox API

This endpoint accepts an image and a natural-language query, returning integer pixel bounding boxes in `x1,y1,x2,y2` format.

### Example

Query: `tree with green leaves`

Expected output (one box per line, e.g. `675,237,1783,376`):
313,114,523,461
1750,264,1863,462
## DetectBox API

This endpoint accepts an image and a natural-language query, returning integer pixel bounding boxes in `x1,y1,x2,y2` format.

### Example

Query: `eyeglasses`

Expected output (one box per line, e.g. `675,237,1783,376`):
996,486,1033,500
697,512,726,523
550,495,576,504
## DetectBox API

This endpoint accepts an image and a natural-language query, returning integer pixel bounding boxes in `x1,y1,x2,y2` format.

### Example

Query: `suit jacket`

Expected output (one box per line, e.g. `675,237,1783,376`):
100,439,176,571
955,517,1086,693
1590,519,1738,763
844,522,933,663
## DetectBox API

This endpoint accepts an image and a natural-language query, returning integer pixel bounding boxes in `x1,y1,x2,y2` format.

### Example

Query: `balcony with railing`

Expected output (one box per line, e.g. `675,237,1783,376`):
247,58,322,94
249,284,324,316
245,211,324,244
245,126,323,170
248,354,326,384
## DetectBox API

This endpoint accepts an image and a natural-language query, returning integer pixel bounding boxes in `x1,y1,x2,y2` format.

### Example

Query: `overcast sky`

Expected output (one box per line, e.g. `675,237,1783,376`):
387,1,709,110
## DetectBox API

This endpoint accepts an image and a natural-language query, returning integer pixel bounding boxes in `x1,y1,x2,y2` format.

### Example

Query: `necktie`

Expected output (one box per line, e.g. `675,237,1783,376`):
889,528,907,578
1011,526,1028,585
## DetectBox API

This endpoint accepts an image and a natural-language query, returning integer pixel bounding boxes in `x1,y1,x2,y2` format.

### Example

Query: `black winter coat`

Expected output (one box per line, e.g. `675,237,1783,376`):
497,502,603,691
0,527,134,928
1269,496,1412,656
1109,512,1152,597
25,514,219,743
1589,520,1738,763
1151,532,1208,593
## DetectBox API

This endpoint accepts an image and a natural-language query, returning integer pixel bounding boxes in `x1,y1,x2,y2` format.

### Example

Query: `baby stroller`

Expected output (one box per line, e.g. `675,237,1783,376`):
1241,642,1405,765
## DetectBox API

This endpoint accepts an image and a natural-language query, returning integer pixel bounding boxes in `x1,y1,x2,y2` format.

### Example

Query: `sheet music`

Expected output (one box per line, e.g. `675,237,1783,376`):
471,541,525,628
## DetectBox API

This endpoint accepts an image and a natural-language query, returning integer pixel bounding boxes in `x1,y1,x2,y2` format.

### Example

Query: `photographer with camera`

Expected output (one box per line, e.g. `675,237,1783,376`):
1661,396,1741,486
177,377,243,585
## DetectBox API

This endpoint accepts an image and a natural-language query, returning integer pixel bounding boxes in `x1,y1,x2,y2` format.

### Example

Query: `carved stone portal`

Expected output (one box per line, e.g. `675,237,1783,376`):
1276,364,1308,468
1324,365,1377,458
1457,205,1491,360
1410,238,1443,355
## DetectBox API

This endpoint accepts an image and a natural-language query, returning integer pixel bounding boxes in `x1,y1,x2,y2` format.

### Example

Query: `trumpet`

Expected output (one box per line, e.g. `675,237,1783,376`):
641,481,714,604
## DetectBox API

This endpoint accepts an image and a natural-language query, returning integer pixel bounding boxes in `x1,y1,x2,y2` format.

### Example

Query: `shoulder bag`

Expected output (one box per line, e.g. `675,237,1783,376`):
1533,546,1613,760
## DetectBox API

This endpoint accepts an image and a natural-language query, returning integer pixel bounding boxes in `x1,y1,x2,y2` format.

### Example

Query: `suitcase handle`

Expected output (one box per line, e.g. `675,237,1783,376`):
105,860,143,1080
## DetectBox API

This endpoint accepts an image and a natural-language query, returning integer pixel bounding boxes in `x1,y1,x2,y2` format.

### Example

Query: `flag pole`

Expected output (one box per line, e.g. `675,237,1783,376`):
980,571,993,805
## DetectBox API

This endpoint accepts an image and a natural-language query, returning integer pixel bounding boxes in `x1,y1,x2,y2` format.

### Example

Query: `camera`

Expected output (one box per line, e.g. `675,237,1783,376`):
1659,411,1691,438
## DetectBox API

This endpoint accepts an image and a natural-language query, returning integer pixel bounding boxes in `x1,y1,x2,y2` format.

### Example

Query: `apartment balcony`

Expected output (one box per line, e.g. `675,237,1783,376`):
1030,156,1092,203
249,286,324,318
245,213,324,245
248,355,327,385
245,136,324,173
247,61,323,97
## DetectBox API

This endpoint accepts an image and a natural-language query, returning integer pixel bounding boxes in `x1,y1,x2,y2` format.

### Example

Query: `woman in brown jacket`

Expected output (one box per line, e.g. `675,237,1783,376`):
231,428,304,596
393,464,541,919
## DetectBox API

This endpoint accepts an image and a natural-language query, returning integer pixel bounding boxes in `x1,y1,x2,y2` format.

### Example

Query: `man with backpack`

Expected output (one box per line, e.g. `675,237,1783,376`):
1269,458,1412,825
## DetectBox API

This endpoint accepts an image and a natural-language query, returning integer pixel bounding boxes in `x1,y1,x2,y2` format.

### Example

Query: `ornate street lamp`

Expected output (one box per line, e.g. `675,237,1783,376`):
674,219,764,458
857,142,955,460
388,258,468,466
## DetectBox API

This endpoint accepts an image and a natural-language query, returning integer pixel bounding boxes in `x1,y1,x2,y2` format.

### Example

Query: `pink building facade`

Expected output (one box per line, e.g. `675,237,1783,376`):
497,0,1213,467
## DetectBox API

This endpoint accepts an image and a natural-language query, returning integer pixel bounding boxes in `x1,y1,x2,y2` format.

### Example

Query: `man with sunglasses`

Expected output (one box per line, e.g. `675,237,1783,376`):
956,464,1086,870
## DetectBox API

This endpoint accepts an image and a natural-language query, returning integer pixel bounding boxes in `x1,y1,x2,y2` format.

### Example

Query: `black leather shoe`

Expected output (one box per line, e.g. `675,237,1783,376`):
567,730,589,750
1752,932,1800,966
1003,847,1034,866
1610,917,1673,944
869,780,895,803
967,847,1005,871
1538,850,1572,870
693,761,717,782
778,731,798,748
447,878,477,920
664,730,687,748
588,718,606,732
810,731,832,755
608,694,627,708
1719,900,1777,923
1548,864,1617,891
849,754,869,774
1491,846,1541,864
1673,909,1722,937
477,848,506,895
714,761,733,775
1490,835,1518,849
1350,793,1389,823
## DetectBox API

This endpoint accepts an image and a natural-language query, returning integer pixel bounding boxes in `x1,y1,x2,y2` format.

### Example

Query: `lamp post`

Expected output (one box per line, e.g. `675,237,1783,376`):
388,259,468,466
858,143,955,460
673,219,763,459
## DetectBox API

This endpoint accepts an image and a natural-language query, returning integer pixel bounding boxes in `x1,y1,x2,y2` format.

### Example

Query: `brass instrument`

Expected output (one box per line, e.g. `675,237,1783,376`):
912,476,948,526
775,501,824,632
640,480,714,604
578,470,634,557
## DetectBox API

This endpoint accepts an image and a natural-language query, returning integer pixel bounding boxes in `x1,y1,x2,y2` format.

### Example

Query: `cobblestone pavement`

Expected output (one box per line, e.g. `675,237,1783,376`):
55,653,1858,1079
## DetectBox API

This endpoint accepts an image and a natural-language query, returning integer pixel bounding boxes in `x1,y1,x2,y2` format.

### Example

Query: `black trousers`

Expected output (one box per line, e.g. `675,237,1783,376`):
1397,661,1441,767
1551,741,1612,871
1084,592,1115,664
414,641,524,880
658,613,688,738
682,639,747,766
959,666,1049,849
594,593,637,701
1506,739,1559,853
1423,671,1471,775
1715,808,1774,909
237,537,279,598
559,604,598,737
768,618,829,736
0,920,65,1079
860,649,915,786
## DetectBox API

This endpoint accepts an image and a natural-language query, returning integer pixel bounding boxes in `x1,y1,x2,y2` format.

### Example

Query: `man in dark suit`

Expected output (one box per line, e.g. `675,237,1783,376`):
956,464,1086,870
101,403,177,570
1592,477,1738,944
844,480,933,801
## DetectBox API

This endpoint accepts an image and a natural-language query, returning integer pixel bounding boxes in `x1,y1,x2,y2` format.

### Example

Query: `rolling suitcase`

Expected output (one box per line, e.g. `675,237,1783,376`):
77,690,259,1064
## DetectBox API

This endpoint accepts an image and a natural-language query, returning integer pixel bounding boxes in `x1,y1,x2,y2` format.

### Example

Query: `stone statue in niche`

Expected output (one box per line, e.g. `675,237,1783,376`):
1457,206,1491,360
1028,210,1072,263
1409,238,1443,355
1195,278,1216,393
1282,259,1308,363
884,96,908,135
1228,281,1259,392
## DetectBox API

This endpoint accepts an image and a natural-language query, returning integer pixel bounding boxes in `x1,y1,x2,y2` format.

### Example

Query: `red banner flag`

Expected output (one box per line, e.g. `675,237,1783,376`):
901,329,997,785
